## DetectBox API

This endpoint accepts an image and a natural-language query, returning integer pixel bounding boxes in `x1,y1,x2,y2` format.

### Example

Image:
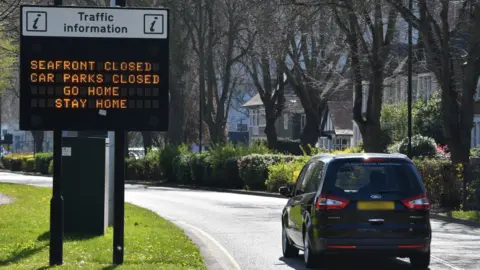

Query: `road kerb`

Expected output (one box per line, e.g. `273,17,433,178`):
125,181,286,199
430,213,480,228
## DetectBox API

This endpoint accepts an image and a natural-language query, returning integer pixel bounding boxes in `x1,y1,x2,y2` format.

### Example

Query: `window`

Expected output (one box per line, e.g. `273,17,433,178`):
324,160,424,198
396,78,401,103
401,79,407,102
473,119,480,148
300,114,306,130
249,109,254,126
284,113,289,129
294,163,310,196
259,109,266,127
412,77,418,102
250,109,263,127
301,161,324,194
334,137,350,150
418,74,434,102
297,162,317,195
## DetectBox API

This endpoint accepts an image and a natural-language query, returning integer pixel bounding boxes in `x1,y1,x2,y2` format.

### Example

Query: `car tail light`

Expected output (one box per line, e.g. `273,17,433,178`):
401,193,430,210
315,194,349,210
398,245,425,249
328,245,356,249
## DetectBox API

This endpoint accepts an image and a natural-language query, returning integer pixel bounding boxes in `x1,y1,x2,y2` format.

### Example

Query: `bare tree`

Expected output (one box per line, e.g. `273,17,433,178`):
181,0,256,145
242,0,289,149
386,0,478,166
280,4,348,149
328,0,398,152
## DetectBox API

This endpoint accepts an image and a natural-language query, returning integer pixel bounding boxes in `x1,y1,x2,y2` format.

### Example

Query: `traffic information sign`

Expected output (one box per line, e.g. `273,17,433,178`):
20,6,169,131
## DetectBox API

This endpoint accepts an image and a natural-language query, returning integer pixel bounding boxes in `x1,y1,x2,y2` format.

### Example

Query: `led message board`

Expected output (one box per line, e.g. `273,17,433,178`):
20,5,169,131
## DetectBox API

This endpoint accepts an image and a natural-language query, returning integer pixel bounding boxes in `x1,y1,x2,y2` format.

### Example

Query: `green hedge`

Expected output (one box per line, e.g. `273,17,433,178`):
413,158,462,209
238,154,307,190
2,145,478,210
35,152,53,174
1,152,53,175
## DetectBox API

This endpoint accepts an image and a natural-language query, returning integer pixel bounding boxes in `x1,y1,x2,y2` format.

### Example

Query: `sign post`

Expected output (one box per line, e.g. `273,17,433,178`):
19,4,169,266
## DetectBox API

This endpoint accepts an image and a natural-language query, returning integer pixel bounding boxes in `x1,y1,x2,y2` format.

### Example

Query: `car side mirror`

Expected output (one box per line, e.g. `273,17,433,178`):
279,185,293,197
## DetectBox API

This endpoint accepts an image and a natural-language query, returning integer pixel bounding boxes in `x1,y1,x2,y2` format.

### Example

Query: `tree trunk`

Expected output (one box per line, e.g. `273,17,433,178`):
31,131,44,153
141,132,153,155
300,111,320,151
264,103,278,149
166,3,188,145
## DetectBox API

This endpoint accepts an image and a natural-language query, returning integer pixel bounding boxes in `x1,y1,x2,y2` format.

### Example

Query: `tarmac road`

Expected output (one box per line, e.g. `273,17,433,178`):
1,172,479,270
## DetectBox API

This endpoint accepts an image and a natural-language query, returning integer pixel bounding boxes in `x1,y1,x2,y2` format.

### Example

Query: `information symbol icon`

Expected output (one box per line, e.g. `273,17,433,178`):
144,14,164,34
26,11,47,32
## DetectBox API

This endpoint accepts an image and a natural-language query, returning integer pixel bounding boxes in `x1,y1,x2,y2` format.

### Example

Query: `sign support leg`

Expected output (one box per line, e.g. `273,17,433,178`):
113,131,125,265
49,129,64,266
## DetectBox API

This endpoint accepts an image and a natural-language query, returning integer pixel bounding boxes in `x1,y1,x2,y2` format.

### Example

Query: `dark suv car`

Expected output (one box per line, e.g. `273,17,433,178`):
280,153,431,269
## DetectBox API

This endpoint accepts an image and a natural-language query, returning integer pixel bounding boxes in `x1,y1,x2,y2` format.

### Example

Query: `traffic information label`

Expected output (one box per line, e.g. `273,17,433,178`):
20,5,169,131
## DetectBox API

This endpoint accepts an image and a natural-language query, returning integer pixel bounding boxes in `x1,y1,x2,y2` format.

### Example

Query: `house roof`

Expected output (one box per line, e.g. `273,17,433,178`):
387,49,431,79
326,101,353,135
242,93,262,107
324,79,352,102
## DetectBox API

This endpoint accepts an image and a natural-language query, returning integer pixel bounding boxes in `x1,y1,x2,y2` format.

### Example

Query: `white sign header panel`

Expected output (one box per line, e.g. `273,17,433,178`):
21,6,168,39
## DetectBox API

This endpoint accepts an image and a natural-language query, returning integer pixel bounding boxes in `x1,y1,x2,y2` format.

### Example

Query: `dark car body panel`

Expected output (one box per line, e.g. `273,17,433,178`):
281,153,432,257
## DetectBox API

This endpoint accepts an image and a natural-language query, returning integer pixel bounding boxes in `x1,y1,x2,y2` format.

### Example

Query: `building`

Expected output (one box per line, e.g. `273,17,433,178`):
318,80,354,150
242,85,306,143
352,51,480,148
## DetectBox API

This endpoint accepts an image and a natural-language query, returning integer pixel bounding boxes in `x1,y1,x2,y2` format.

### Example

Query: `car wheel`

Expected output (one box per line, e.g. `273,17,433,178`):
303,231,318,268
410,251,430,269
282,224,299,258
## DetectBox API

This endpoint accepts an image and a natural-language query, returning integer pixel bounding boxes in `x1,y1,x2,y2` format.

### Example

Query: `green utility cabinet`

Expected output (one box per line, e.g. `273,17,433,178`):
62,136,107,235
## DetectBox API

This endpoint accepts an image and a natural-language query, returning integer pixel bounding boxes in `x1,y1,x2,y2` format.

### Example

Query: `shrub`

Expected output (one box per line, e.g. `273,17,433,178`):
389,135,437,158
126,157,147,180
159,144,189,181
208,143,244,187
189,152,211,185
21,157,36,172
414,93,446,145
276,139,303,155
413,158,462,209
238,154,306,190
2,153,33,172
330,146,364,154
244,141,271,155
172,153,193,184
224,157,243,189
471,147,480,158
34,152,53,174
468,164,480,210
48,160,53,175
144,149,162,180
265,157,309,192
381,102,410,143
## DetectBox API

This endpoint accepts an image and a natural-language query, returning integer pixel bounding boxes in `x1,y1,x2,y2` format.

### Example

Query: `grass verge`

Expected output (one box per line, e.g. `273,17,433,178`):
0,183,205,269
449,210,480,223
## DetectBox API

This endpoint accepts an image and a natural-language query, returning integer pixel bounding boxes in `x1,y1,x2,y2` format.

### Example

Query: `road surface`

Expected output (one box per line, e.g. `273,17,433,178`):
1,172,479,270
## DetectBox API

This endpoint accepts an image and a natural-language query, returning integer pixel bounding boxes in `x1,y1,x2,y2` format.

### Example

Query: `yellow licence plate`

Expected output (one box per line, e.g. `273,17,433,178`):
357,201,395,210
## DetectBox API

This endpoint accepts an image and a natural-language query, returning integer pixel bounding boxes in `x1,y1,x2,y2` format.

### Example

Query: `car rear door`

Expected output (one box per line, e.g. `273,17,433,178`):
286,162,310,245
316,158,431,239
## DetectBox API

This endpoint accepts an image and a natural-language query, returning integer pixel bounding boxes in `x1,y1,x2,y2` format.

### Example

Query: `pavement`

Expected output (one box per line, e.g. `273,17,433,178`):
0,172,479,270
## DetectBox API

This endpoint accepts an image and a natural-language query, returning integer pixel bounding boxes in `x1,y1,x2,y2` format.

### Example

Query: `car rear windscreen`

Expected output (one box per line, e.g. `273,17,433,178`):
324,159,425,198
